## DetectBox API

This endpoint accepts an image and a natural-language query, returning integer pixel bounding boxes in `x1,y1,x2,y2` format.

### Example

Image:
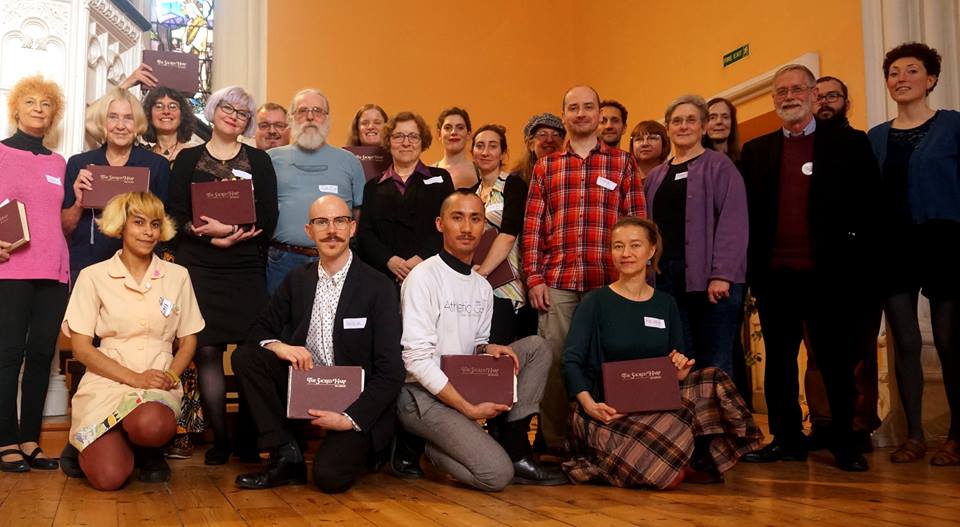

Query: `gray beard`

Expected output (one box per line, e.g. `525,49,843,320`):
294,123,328,150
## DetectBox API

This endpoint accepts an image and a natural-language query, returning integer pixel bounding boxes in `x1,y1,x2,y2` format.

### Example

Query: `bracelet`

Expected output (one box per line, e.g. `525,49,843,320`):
163,369,181,386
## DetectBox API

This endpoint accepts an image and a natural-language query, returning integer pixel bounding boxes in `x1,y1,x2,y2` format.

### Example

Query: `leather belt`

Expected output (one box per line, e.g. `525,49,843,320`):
270,242,319,257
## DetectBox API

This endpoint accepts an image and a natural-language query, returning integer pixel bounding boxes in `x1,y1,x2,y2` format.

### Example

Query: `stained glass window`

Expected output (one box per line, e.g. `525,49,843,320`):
148,0,214,119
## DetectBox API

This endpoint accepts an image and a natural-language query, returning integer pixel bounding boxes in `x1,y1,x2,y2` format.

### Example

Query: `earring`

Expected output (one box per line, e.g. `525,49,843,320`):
647,259,652,266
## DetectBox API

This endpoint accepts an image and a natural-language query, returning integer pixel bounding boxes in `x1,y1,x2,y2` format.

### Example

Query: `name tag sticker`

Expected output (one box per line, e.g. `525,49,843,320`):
159,298,174,317
643,317,666,329
487,202,504,212
801,162,813,176
231,169,253,180
675,171,688,181
46,175,62,185
318,184,339,193
343,317,367,329
423,176,444,185
596,176,617,190
0,199,8,207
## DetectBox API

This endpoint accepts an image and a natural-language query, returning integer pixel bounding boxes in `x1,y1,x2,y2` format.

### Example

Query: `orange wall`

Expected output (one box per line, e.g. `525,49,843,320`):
267,0,867,156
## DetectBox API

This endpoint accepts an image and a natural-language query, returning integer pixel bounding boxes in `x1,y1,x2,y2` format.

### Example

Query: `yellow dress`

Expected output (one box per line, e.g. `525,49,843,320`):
62,251,205,450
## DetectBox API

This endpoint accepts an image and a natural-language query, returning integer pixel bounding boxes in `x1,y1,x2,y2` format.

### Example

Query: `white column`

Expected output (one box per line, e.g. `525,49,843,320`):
212,0,268,105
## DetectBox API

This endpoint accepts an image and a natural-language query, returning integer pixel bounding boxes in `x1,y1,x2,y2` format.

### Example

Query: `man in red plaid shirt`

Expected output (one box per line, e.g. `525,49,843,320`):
522,85,647,448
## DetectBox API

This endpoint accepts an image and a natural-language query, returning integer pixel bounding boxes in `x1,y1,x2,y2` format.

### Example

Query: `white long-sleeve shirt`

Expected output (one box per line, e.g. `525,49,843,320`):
400,252,493,395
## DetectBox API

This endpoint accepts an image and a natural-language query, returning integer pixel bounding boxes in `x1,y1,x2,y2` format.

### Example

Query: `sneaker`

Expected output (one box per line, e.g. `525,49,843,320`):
165,435,193,459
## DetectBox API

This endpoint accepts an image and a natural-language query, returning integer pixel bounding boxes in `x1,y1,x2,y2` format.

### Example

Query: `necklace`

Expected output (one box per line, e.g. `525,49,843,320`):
156,140,179,158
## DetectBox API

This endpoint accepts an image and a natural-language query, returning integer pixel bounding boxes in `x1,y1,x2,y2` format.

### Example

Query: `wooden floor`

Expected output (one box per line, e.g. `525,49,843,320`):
1,443,959,527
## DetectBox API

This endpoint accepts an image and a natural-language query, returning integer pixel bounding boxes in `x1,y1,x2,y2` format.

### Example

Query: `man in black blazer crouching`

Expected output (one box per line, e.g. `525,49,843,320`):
233,195,403,492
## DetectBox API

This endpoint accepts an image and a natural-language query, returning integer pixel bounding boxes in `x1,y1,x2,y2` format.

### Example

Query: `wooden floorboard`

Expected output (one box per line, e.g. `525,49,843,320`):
1,445,958,527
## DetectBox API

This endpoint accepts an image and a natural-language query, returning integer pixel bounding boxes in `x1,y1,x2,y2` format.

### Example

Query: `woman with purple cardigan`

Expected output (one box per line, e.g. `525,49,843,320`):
644,94,748,376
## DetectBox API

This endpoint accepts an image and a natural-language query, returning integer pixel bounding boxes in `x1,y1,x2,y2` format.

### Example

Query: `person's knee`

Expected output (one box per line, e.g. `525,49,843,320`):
125,403,176,446
84,459,133,491
472,457,514,492
312,464,356,494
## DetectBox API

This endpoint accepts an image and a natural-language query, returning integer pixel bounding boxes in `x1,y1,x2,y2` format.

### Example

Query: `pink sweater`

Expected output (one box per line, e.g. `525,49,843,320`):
0,143,70,283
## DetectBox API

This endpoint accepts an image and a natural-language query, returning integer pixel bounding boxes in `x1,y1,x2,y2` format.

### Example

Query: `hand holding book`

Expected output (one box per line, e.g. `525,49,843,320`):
306,410,353,431
668,350,695,381
0,240,11,263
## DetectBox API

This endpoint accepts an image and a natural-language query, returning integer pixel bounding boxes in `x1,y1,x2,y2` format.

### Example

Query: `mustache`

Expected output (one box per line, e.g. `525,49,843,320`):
321,234,346,243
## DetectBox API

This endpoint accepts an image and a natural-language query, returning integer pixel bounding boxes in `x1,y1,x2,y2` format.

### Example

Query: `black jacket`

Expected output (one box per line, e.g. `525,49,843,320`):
246,256,404,451
740,119,882,295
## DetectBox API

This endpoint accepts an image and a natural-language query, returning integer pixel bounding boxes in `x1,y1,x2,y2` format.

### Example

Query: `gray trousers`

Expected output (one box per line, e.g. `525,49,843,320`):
397,335,551,491
537,287,588,447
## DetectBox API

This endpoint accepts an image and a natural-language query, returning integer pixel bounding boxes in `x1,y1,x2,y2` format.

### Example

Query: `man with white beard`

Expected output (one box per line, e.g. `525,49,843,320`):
266,89,367,294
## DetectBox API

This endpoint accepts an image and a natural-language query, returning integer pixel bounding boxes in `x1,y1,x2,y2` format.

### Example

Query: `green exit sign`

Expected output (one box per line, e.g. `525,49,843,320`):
723,44,750,67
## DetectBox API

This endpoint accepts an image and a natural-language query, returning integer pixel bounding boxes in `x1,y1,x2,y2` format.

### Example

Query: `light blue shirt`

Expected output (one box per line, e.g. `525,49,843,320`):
782,116,817,137
269,143,366,247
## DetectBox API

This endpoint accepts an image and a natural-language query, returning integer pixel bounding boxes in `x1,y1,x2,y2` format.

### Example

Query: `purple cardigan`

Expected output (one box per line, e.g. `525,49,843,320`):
644,148,747,292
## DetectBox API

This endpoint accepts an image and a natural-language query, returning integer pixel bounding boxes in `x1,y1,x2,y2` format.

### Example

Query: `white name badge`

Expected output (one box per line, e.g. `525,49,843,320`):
488,202,504,212
45,175,62,185
801,162,813,176
343,317,367,329
231,169,253,180
643,316,666,329
318,184,339,193
423,176,444,185
675,171,688,181
596,176,617,190
159,298,174,317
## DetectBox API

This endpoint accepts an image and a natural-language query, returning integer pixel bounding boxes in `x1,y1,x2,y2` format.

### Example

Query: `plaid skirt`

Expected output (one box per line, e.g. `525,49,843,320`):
562,367,763,489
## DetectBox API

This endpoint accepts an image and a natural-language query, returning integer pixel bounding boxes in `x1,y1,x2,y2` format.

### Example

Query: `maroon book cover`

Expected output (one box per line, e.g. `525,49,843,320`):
142,50,200,94
602,356,682,414
190,179,256,227
0,199,30,251
441,354,517,406
472,228,516,289
286,366,365,419
83,166,151,209
344,146,392,182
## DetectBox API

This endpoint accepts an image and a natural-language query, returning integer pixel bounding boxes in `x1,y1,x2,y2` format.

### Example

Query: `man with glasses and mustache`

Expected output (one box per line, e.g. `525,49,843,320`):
266,89,367,294
232,195,403,493
739,64,882,472
254,102,291,150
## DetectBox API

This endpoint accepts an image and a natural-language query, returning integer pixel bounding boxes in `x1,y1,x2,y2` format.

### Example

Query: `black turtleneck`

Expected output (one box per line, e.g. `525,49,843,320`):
2,129,51,156
439,248,473,276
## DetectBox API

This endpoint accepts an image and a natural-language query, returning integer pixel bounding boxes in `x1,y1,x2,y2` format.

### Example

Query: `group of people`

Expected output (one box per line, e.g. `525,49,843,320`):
0,40,957,495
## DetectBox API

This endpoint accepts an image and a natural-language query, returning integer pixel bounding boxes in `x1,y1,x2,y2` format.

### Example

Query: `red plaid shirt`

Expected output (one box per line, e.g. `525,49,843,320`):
522,141,646,291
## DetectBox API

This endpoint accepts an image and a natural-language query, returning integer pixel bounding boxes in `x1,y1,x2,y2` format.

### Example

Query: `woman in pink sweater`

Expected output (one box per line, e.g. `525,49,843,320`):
0,75,70,473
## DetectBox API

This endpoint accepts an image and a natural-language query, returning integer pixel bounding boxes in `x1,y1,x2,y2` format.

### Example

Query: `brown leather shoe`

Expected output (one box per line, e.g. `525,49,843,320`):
890,439,926,463
930,439,960,467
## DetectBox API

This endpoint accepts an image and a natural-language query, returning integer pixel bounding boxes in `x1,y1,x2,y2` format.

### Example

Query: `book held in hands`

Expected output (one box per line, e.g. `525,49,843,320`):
142,50,200,94
83,166,151,209
344,146,392,182
441,354,517,406
0,199,30,251
286,365,365,419
472,228,516,288
602,356,682,414
190,179,256,227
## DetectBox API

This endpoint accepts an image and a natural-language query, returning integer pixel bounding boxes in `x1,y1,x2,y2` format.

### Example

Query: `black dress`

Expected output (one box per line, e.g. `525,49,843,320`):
167,143,279,347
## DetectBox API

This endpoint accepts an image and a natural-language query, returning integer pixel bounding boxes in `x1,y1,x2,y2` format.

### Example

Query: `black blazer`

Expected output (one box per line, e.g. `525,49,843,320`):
246,256,404,451
740,120,882,295
356,165,455,277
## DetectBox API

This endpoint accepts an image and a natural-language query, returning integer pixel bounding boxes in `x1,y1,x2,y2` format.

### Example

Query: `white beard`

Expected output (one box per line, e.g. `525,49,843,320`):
293,121,329,150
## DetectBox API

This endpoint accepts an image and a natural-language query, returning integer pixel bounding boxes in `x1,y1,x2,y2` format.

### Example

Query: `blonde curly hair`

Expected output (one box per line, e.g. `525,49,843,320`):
6,75,65,133
96,192,177,242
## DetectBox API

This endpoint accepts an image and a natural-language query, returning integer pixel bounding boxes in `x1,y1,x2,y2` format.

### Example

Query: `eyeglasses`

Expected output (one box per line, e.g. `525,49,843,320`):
816,92,845,103
309,216,353,229
257,121,289,131
533,129,562,140
668,116,700,127
152,102,181,112
390,132,422,144
773,85,812,99
218,103,251,121
296,106,329,118
633,134,662,144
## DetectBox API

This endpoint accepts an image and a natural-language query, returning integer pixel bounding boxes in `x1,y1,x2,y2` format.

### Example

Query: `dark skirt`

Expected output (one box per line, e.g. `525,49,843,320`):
562,367,763,489
187,265,268,347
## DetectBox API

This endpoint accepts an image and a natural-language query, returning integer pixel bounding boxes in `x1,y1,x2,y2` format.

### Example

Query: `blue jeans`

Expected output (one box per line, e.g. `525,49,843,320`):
266,246,318,296
656,259,743,376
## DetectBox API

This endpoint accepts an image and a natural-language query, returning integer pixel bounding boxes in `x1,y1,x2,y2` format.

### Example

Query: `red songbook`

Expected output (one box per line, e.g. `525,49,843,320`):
286,365,365,419
0,199,30,251
142,50,200,94
344,146,392,182
83,166,150,209
441,354,517,406
190,179,256,227
602,356,682,414
472,228,516,288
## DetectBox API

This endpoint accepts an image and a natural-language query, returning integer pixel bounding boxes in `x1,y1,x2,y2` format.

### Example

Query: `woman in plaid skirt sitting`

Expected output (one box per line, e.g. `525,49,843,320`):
561,217,763,489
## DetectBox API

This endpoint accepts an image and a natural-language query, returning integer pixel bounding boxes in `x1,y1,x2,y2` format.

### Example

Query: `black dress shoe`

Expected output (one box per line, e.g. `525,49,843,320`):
512,456,568,485
742,441,808,463
21,447,59,470
0,448,29,473
235,442,307,489
204,444,231,466
834,452,869,472
806,426,832,451
853,430,874,454
235,447,262,464
386,435,424,479
60,444,85,478
138,448,171,483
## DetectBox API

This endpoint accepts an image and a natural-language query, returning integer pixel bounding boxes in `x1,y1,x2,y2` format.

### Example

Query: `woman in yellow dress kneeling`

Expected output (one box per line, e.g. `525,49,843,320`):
61,192,204,490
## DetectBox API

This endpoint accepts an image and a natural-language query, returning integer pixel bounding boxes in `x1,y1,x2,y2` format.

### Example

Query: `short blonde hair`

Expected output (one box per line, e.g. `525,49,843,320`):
6,75,65,132
97,192,177,241
89,87,148,143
